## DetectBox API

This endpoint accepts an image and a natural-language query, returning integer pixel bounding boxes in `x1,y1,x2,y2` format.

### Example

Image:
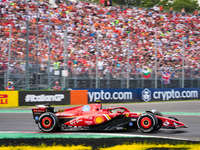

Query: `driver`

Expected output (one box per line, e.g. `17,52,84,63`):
108,107,113,113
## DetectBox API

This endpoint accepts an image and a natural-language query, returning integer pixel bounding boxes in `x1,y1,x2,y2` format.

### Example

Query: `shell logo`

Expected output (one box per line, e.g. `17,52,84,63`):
94,116,104,124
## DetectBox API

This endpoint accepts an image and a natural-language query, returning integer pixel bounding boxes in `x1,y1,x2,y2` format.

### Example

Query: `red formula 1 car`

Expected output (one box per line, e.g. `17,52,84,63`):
32,101,188,133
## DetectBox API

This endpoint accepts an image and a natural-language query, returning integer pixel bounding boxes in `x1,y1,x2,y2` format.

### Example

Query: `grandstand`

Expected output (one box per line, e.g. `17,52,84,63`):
0,0,200,90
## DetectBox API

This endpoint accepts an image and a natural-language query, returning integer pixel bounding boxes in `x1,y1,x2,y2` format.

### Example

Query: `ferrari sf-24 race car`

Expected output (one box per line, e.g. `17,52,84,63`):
32,101,188,133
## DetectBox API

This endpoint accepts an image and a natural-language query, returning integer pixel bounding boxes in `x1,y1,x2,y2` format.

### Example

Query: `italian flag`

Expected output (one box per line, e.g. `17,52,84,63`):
143,68,151,79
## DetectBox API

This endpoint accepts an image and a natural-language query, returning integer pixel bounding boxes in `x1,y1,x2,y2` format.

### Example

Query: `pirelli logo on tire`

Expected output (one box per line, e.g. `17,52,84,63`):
0,91,19,107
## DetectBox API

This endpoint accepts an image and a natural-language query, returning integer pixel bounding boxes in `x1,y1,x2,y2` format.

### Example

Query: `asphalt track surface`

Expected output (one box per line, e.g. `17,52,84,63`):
0,101,200,141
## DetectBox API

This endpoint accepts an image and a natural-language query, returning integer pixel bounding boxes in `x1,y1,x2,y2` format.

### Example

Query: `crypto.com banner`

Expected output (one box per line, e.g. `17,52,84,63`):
87,89,137,103
137,88,199,102
87,88,200,103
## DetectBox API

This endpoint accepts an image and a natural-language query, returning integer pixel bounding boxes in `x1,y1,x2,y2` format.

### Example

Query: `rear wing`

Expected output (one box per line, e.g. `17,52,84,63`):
32,104,54,123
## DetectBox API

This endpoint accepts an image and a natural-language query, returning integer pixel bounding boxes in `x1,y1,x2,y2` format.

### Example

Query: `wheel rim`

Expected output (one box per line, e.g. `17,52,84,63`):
141,117,152,129
42,117,53,128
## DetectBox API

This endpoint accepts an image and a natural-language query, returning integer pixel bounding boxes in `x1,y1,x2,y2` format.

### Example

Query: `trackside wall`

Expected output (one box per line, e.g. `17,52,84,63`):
87,88,200,103
0,88,199,107
137,88,199,102
19,91,70,106
70,90,88,105
18,90,86,106
0,91,18,107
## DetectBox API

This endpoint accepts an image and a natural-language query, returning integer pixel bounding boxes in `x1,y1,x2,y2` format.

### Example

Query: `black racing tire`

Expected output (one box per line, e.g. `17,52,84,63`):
154,119,162,131
38,112,59,132
137,113,158,133
150,110,163,131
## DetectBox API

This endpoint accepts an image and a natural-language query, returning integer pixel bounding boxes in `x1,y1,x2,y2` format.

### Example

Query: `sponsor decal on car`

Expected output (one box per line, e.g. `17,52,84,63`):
33,109,46,113
103,114,111,121
126,113,129,117
56,113,74,117
85,121,93,125
70,118,83,125
82,105,90,111
84,116,93,120
163,120,170,126
131,118,137,121
129,122,133,126
35,116,39,120
94,116,104,124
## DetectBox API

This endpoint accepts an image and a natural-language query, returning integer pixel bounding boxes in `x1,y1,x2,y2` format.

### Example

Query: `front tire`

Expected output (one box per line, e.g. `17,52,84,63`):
137,113,158,133
38,112,59,132
150,110,163,131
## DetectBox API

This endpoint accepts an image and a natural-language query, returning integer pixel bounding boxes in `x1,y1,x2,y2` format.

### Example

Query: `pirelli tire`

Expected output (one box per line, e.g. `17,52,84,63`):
38,112,59,132
137,113,158,133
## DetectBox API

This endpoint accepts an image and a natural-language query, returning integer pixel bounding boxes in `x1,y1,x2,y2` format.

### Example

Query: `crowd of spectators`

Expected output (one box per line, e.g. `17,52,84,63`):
0,0,200,80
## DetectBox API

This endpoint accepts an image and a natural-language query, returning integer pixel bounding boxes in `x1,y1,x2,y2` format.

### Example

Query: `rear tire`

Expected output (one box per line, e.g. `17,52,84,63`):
38,112,59,132
137,113,158,133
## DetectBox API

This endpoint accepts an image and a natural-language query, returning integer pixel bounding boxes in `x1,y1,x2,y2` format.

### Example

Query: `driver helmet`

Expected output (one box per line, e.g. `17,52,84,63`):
108,107,113,113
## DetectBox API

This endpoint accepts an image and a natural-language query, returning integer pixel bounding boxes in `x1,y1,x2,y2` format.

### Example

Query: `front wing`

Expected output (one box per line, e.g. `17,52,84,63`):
156,116,188,129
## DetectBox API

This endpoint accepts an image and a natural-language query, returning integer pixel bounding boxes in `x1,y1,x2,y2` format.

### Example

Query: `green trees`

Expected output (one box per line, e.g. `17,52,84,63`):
172,0,199,12
158,0,172,10
111,0,199,12
140,0,160,8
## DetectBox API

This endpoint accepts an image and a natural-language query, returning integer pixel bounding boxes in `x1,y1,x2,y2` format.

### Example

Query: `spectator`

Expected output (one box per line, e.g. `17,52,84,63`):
194,10,198,16
97,59,104,78
53,59,60,75
105,0,112,6
0,62,4,75
169,7,173,14
181,8,185,16
153,5,159,12
159,5,163,12
40,62,47,73
6,81,14,91
53,81,61,91
54,59,60,70
0,0,199,80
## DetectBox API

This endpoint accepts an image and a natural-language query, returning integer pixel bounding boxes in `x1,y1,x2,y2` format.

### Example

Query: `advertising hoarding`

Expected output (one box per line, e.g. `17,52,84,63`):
0,91,19,107
137,88,199,102
87,89,137,103
19,91,70,106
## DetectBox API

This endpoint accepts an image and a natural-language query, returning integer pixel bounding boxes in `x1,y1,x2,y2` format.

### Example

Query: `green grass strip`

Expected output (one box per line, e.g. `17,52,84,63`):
0,133,155,139
0,110,31,113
